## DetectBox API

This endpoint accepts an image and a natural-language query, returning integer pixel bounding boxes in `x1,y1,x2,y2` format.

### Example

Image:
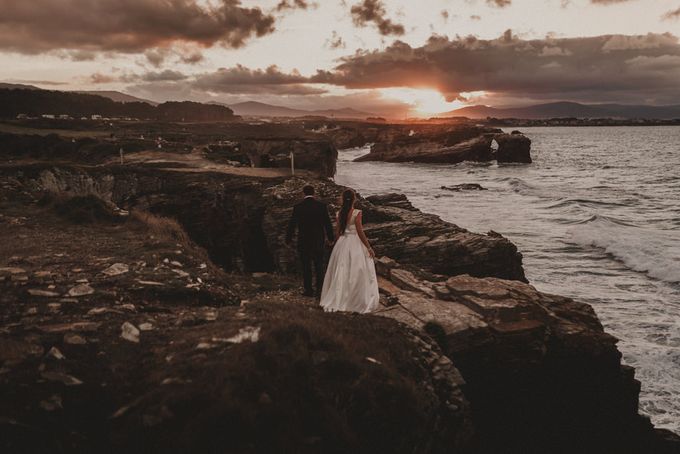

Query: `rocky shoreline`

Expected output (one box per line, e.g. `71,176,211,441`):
1,125,679,453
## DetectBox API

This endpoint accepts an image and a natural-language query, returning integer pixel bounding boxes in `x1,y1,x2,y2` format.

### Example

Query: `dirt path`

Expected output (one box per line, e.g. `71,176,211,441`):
111,149,316,179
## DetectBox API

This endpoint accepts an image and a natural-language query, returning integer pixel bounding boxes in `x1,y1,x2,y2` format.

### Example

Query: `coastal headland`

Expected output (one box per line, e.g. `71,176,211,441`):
1,119,678,453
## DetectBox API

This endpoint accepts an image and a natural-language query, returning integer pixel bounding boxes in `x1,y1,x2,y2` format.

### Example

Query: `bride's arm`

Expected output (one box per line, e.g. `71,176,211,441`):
335,212,342,240
355,212,375,258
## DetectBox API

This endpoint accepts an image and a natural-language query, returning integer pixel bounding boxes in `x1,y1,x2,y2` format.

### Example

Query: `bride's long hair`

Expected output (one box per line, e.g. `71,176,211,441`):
338,189,356,234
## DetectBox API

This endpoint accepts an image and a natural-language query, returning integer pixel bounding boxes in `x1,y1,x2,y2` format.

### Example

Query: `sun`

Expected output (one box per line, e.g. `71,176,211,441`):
379,88,473,117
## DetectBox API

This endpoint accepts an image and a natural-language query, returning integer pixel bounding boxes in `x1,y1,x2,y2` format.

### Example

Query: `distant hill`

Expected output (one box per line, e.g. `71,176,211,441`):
0,82,42,90
0,88,236,122
444,101,680,120
74,91,157,105
227,101,374,119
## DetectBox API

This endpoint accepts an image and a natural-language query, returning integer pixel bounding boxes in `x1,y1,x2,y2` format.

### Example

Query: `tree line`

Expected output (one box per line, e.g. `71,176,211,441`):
0,89,236,122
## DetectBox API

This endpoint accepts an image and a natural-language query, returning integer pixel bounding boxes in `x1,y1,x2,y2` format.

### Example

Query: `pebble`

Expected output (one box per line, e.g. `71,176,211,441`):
139,322,154,331
102,263,129,277
64,333,87,345
225,326,260,344
121,322,140,343
87,307,114,315
0,267,26,274
196,342,216,350
46,347,65,360
59,298,79,304
172,269,190,278
28,289,60,297
40,394,63,411
137,280,164,286
68,284,95,297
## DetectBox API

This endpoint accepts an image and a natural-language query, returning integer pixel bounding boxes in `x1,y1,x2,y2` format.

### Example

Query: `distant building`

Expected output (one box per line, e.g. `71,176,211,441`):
16,114,28,119
42,114,55,119
58,114,71,120
91,114,102,120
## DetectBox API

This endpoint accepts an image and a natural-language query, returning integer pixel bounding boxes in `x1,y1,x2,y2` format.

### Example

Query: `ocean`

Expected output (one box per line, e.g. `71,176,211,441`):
336,126,680,433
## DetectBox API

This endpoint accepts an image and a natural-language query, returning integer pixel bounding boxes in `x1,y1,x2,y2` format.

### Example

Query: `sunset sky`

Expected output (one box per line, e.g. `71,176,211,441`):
2,0,680,116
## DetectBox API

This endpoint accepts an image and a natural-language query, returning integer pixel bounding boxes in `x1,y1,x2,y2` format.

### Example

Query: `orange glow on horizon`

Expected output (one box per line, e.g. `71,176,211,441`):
379,88,486,117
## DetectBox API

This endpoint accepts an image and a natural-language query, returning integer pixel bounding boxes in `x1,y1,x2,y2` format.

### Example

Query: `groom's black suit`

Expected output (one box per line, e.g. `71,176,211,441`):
286,196,335,296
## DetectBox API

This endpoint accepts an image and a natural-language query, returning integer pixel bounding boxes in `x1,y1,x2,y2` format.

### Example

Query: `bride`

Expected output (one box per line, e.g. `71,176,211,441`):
320,189,380,313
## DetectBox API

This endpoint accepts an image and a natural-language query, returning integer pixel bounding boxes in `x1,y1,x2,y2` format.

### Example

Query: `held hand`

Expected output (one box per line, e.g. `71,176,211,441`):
367,247,375,258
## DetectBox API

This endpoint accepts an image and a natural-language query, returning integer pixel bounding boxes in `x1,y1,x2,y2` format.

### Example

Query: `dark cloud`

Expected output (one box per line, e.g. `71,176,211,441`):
138,70,189,83
276,0,314,11
0,0,275,55
350,0,405,36
441,10,449,21
191,65,325,95
470,15,482,20
311,31,680,104
487,0,511,7
325,31,346,49
89,73,118,84
89,69,189,84
144,47,204,68
662,7,680,20
121,65,327,99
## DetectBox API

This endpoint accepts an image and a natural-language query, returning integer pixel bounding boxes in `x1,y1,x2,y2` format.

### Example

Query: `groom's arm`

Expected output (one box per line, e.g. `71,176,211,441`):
322,203,334,242
286,206,298,244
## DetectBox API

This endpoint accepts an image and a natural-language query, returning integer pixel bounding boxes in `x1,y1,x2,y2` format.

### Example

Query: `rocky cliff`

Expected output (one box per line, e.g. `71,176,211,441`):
308,121,532,165
0,138,677,453
353,126,532,164
375,259,677,453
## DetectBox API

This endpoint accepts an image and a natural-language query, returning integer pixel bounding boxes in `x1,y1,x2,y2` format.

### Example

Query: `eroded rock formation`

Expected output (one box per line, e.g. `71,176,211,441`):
2,165,526,283
333,124,532,164
493,132,532,163
375,259,679,453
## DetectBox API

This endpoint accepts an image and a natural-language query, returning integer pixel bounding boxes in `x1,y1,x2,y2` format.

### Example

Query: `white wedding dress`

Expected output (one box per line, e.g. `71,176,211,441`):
320,209,380,313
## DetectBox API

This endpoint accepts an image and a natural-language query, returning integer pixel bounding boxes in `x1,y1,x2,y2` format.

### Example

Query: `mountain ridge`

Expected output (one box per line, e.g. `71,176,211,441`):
224,100,375,119
74,90,158,105
443,101,680,120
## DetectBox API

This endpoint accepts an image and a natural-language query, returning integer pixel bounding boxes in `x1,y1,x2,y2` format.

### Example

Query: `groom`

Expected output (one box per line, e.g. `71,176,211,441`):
286,185,335,297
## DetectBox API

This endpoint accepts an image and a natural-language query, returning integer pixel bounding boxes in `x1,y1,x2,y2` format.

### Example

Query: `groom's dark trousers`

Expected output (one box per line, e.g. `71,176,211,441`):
286,196,335,295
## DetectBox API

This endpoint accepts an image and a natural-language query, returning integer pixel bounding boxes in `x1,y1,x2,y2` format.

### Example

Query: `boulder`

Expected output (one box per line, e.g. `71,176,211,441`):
492,132,532,163
441,184,487,191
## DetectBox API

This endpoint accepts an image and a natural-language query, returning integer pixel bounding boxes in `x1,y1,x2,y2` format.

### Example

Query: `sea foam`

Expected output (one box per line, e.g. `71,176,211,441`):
569,216,680,284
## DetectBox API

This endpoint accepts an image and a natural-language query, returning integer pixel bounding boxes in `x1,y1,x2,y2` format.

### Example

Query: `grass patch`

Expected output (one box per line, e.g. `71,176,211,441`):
40,193,120,224
127,209,220,274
